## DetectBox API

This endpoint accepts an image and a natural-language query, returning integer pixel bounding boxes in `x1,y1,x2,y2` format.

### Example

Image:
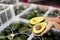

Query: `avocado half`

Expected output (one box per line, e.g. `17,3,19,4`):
29,17,44,25
32,22,47,34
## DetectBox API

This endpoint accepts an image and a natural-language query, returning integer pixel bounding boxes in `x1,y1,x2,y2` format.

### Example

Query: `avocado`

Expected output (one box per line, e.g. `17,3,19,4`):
30,17,44,25
32,22,47,34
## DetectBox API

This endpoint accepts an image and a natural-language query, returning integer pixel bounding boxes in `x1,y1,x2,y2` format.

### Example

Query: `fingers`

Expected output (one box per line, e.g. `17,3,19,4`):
41,22,53,35
53,22,60,30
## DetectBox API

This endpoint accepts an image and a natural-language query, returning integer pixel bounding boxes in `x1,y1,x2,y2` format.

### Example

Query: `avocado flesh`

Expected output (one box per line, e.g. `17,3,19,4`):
32,22,47,34
30,17,44,25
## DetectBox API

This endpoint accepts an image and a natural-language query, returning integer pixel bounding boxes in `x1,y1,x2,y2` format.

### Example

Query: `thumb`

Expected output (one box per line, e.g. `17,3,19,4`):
40,22,53,36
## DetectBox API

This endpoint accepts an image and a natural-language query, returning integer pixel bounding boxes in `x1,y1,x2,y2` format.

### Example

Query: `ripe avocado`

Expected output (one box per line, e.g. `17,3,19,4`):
30,17,44,25
32,22,47,34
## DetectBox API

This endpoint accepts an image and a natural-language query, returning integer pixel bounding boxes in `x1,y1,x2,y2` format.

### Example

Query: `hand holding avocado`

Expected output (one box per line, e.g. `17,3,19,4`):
29,16,60,36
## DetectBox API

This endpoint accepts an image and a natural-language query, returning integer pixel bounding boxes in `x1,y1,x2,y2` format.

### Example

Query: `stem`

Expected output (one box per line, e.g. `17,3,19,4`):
8,26,14,33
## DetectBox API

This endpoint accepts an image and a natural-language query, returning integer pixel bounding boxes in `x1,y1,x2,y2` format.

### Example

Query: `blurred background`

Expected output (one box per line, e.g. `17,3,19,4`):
0,0,60,8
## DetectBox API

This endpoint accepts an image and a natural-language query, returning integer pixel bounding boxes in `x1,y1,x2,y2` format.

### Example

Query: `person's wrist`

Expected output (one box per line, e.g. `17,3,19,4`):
48,21,54,28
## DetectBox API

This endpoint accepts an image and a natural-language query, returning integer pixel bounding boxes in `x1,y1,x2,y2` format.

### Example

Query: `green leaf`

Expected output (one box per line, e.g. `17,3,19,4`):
11,23,20,31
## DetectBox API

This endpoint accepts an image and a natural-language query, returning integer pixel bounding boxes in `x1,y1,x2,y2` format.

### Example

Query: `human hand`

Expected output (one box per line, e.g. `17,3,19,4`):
45,16,60,24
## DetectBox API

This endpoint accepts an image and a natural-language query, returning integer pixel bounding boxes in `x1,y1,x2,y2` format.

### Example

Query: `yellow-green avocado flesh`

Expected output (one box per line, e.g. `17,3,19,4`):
30,17,44,25
32,22,47,34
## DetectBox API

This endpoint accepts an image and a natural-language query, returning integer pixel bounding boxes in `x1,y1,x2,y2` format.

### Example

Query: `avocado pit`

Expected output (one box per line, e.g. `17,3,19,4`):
35,25,41,31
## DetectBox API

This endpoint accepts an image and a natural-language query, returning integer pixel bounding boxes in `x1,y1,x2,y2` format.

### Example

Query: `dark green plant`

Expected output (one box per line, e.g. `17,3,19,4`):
21,7,47,19
15,5,25,15
48,10,60,17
